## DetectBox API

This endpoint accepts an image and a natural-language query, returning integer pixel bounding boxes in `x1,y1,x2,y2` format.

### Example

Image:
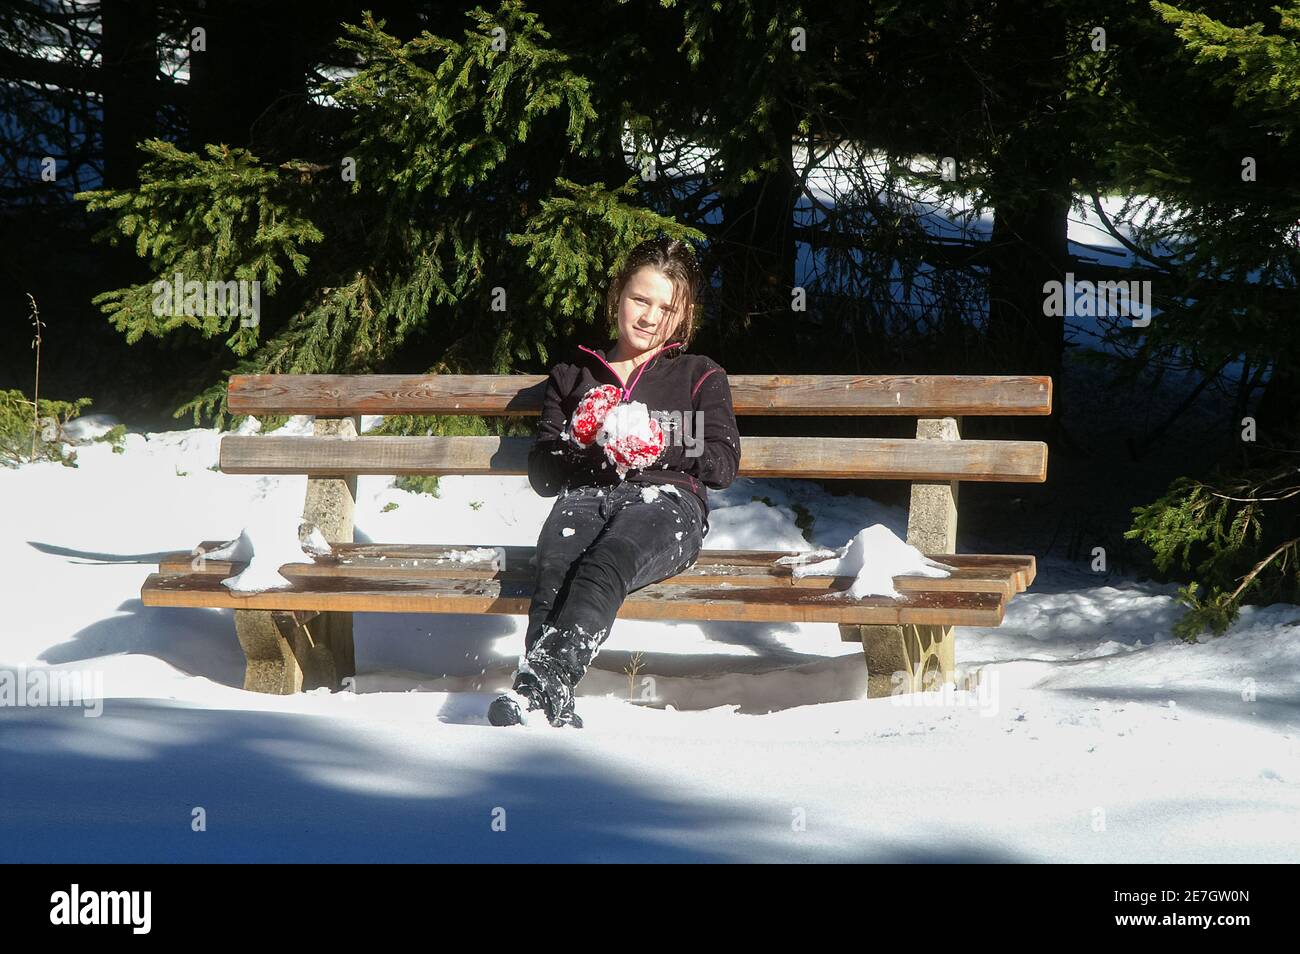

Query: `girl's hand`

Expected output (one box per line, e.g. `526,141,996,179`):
569,384,622,447
603,417,665,471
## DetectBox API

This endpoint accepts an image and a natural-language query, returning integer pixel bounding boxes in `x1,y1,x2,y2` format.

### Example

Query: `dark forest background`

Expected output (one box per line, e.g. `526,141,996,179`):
2,0,1298,636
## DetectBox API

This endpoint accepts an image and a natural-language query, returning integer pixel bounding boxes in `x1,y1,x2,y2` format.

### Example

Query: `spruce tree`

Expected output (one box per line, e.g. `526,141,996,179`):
1116,2,1300,637
77,3,702,429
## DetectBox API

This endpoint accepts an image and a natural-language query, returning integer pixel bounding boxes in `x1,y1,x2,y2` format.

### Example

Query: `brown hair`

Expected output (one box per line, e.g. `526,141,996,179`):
605,236,703,351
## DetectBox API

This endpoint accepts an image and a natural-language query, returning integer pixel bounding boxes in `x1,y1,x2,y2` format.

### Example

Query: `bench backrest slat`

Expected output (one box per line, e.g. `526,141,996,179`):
228,373,1052,417
220,435,1047,482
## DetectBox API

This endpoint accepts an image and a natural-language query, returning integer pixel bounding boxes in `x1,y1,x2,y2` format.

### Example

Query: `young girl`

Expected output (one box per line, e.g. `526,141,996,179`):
488,237,741,727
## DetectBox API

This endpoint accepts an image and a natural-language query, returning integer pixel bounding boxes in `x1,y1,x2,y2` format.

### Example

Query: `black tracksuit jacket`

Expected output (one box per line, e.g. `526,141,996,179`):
526,341,741,515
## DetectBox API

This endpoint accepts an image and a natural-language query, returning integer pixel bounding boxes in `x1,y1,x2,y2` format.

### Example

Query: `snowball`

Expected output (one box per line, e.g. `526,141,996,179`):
561,527,576,537
596,402,664,477
598,401,653,445
789,524,955,600
640,485,662,503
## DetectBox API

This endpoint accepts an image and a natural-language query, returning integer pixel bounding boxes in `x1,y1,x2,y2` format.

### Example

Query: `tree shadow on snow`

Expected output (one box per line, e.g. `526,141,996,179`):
0,701,1027,863
1047,684,1300,728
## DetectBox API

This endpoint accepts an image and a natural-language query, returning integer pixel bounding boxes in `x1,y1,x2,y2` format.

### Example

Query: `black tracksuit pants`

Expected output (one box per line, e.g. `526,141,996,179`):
517,481,707,705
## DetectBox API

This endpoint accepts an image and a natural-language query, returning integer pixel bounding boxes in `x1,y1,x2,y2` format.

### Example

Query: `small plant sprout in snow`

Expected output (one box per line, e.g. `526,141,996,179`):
28,293,43,460
624,650,646,702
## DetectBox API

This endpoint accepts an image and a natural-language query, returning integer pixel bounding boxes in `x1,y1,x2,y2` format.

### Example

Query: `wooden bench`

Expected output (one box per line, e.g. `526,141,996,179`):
141,372,1051,699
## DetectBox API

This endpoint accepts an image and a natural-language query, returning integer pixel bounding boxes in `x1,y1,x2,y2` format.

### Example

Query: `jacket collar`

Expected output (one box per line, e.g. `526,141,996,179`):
578,341,684,401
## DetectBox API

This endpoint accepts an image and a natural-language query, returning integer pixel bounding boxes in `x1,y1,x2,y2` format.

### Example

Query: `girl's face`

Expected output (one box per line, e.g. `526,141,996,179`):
614,266,683,355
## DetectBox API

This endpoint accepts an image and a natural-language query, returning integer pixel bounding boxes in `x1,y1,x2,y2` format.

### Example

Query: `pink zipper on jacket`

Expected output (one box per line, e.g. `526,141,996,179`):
582,337,702,501
577,341,683,402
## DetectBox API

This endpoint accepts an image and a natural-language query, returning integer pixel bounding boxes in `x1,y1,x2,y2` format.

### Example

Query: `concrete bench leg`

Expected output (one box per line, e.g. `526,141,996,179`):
300,415,360,689
229,416,359,694
846,416,962,699
842,622,956,697
235,609,335,693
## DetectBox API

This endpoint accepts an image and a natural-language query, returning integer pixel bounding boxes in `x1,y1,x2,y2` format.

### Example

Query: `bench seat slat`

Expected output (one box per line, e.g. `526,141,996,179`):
273,542,1032,586
140,572,1006,625
228,373,1052,417
219,435,1048,482
161,543,1035,597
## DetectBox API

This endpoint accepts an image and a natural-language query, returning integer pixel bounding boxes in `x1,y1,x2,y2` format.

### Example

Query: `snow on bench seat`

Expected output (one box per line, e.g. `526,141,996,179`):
141,567,1008,626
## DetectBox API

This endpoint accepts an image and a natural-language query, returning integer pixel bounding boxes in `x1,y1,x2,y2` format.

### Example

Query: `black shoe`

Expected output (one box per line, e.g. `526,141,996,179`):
524,623,606,728
488,688,584,728
487,676,545,726
550,704,584,729
487,691,528,726
518,652,584,727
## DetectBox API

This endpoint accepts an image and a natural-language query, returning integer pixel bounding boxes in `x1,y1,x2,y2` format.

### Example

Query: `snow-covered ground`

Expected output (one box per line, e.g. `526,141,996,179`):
2,395,1297,863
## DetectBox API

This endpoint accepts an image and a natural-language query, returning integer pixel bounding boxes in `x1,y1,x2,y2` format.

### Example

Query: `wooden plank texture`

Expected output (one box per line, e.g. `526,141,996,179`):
228,373,1052,417
162,543,1035,597
141,572,1006,625
219,434,1048,482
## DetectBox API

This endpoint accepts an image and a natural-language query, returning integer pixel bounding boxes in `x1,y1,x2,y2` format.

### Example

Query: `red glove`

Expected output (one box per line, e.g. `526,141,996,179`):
604,417,665,472
569,384,622,447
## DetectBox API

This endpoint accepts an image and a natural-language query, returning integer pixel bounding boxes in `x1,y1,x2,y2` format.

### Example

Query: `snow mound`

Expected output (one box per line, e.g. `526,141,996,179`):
231,415,316,437
787,524,955,599
205,509,318,593
302,527,333,556
63,413,122,442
